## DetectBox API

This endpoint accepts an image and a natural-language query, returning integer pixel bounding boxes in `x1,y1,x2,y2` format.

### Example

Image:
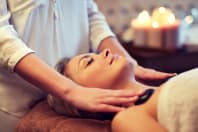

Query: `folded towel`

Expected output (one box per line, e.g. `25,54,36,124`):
158,68,198,132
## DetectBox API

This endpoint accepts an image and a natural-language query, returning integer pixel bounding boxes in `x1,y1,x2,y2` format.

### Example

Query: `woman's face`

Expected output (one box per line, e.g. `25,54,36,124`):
64,49,134,89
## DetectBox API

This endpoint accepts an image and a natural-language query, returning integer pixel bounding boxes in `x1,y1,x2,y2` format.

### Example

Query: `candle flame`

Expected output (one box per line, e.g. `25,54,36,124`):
132,7,179,28
159,7,166,14
137,10,151,23
168,14,176,24
131,10,151,28
152,7,176,26
152,21,159,28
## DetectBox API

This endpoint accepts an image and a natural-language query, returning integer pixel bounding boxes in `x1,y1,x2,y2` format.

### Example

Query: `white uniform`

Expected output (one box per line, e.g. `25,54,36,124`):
0,0,114,131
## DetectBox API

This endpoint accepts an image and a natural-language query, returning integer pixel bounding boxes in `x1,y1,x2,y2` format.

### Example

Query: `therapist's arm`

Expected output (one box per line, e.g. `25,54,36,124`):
0,0,142,113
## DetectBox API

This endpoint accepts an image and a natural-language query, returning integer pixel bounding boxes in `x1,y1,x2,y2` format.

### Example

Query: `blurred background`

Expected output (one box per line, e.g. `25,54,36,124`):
95,0,198,44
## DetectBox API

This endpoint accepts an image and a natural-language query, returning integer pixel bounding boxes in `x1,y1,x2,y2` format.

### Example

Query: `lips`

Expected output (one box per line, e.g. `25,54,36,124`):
110,57,114,65
109,55,119,65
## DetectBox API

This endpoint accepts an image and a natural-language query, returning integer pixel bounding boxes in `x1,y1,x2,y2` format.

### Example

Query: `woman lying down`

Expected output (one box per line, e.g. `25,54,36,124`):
47,49,198,132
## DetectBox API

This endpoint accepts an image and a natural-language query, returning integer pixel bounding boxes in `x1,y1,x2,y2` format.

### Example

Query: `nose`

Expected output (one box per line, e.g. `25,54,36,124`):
101,49,111,58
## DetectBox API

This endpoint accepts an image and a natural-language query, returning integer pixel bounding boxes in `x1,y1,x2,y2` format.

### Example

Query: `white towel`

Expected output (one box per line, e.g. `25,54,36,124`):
158,68,198,132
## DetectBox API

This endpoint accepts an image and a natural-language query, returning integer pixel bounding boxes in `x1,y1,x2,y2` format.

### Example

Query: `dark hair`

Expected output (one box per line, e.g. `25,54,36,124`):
55,57,71,75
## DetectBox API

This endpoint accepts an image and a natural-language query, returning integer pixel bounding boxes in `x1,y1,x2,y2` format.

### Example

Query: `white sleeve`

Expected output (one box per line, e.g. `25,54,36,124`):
87,0,115,50
0,0,34,72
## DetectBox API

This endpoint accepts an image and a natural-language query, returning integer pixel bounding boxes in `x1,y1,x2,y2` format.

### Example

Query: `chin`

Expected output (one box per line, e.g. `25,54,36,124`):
112,68,131,84
121,59,133,71
119,61,133,78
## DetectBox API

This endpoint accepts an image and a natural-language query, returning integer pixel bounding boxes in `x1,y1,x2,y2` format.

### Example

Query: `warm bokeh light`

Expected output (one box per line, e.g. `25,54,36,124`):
131,10,151,28
167,14,176,24
184,15,194,25
152,21,160,28
152,7,176,26
132,7,178,28
137,10,151,23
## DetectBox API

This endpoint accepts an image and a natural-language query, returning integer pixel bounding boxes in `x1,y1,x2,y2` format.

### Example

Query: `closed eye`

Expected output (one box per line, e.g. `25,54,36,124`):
86,57,94,67
79,54,94,68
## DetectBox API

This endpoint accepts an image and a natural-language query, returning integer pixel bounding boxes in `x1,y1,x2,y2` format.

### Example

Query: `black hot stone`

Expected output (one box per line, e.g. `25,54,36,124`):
134,89,155,105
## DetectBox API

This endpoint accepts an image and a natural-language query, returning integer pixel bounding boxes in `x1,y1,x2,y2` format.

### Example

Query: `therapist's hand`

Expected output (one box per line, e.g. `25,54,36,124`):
134,65,176,81
65,86,143,113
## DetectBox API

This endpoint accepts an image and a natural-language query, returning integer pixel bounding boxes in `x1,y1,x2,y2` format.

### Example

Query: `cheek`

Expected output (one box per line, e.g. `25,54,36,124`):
87,69,109,87
75,60,133,89
80,67,112,88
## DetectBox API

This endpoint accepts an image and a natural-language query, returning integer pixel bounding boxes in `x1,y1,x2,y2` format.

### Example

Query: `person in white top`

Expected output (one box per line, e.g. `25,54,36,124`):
0,0,175,131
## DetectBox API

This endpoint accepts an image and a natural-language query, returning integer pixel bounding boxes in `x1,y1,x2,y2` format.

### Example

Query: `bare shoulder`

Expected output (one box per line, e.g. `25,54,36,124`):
112,87,167,132
112,87,163,126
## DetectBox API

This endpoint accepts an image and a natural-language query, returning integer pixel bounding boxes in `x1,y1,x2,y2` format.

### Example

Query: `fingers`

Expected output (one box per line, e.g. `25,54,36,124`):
135,66,177,80
70,87,144,113
104,89,144,97
143,70,176,79
91,91,142,113
101,95,139,105
102,90,145,105
147,69,176,78
92,96,138,113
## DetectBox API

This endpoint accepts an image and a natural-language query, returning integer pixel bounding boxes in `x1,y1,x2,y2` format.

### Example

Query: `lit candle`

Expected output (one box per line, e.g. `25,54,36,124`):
131,10,151,46
135,10,151,27
152,7,176,26
131,7,181,50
